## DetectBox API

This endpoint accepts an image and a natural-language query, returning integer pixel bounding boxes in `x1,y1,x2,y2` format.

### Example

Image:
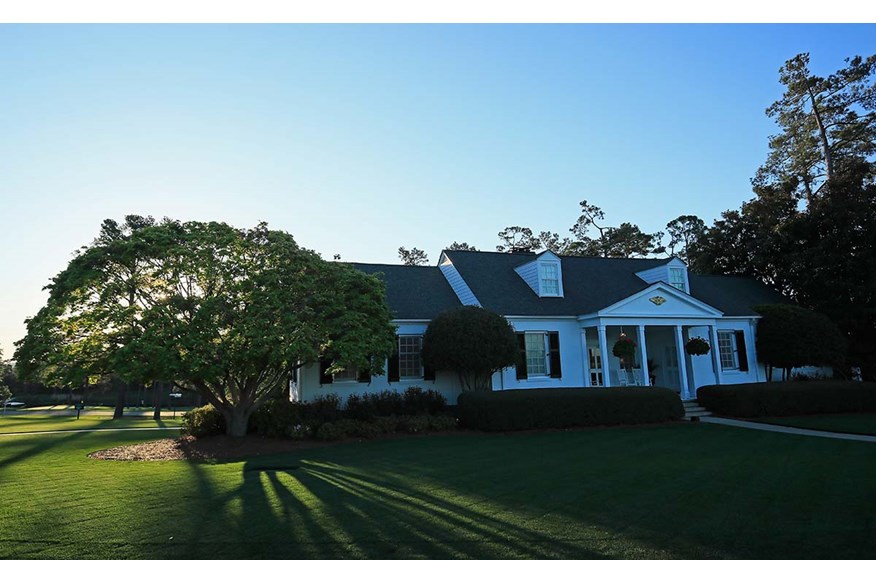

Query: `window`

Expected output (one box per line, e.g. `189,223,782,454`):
333,365,359,382
669,267,687,292
539,263,560,296
589,347,603,386
398,335,423,378
717,331,738,370
525,332,548,376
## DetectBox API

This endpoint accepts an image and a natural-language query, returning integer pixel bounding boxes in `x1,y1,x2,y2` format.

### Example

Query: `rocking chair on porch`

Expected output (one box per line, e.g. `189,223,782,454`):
617,368,645,386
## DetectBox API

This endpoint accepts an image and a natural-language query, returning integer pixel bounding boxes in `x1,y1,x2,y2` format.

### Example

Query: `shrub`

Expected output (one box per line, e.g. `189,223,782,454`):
754,304,847,380
427,415,458,432
306,393,342,423
395,415,432,434
344,390,405,419
316,419,383,441
249,399,308,438
402,386,447,415
457,387,683,432
181,404,226,437
697,381,876,418
422,306,518,392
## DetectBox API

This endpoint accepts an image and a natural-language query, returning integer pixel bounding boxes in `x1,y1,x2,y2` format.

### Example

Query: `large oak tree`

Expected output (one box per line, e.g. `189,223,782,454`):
16,219,397,435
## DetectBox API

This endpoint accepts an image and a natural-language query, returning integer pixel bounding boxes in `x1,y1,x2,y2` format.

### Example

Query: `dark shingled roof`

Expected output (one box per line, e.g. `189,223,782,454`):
350,263,461,320
442,250,787,317
688,274,788,316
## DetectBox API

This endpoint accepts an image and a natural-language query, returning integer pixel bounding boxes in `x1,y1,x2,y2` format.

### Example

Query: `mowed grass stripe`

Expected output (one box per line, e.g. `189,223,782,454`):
1,420,874,559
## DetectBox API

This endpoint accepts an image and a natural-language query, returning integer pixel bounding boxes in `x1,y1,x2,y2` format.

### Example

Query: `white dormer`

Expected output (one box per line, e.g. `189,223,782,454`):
636,257,690,293
515,251,564,298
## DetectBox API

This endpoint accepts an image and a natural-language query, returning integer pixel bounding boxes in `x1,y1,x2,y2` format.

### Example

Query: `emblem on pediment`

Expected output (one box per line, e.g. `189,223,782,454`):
649,296,667,306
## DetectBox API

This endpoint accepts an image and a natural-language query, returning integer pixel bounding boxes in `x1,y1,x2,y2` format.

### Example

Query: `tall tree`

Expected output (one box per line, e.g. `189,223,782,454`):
17,219,397,436
0,349,11,406
567,200,665,258
14,215,158,419
446,241,478,251
665,215,706,263
398,246,429,266
693,53,876,380
755,53,876,201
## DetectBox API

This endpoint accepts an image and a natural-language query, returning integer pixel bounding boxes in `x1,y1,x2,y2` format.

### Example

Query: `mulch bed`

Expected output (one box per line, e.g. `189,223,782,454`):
88,435,334,461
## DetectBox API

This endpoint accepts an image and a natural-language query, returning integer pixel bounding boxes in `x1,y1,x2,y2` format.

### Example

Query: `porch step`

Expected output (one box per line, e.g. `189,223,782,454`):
682,400,713,421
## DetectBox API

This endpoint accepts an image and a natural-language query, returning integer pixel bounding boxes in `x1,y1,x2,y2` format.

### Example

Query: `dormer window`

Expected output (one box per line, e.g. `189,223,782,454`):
540,263,560,296
669,267,687,292
514,251,564,298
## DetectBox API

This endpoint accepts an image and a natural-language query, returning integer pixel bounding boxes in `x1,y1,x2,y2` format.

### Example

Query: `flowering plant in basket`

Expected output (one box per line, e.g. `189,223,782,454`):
685,336,711,356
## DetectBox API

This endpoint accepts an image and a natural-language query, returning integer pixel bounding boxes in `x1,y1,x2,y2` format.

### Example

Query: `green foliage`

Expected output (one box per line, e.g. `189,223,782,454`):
446,242,478,251
685,337,711,356
755,304,847,377
495,201,665,258
665,215,706,262
422,307,518,392
612,336,637,359
756,53,876,199
0,349,11,403
690,53,876,379
343,387,446,420
312,414,457,441
457,387,683,431
401,386,447,415
16,218,397,436
697,381,876,418
397,246,429,266
181,404,226,437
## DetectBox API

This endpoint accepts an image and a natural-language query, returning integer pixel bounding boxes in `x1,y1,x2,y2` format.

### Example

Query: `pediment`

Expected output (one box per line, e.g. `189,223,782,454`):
597,283,722,318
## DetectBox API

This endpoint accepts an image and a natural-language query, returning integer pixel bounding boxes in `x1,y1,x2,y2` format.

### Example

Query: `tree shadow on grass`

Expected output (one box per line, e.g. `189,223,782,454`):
223,458,605,559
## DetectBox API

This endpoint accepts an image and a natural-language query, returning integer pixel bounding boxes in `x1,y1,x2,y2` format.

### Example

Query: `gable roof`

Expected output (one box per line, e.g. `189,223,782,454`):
350,263,462,320
442,250,667,316
688,274,788,316
442,249,787,317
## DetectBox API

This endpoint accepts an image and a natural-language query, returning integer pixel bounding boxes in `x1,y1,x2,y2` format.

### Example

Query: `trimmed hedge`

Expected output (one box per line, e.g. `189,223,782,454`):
181,405,226,437
697,381,876,418
457,387,683,432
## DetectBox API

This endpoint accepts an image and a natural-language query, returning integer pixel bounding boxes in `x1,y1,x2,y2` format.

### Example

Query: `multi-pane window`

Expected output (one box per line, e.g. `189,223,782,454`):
333,365,359,382
669,267,687,292
540,263,560,296
398,336,423,378
717,331,738,370
525,332,548,376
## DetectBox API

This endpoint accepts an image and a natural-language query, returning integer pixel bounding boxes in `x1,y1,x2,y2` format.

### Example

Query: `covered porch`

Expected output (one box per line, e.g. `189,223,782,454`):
578,321,725,400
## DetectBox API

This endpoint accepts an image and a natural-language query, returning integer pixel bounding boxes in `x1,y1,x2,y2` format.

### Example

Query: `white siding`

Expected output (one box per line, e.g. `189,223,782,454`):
438,256,481,306
298,322,464,405
636,258,690,294
495,318,588,389
514,261,540,295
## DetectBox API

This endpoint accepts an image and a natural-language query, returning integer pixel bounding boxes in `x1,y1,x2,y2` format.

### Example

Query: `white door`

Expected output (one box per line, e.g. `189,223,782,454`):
664,346,680,391
589,348,603,386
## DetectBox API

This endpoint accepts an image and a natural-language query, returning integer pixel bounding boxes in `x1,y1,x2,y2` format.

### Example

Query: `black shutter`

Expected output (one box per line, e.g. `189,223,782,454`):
388,337,400,382
735,331,749,372
357,358,372,383
319,358,333,385
516,333,528,380
548,332,562,379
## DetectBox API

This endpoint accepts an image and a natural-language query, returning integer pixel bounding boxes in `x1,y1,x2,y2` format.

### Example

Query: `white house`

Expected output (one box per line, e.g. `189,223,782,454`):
296,249,788,404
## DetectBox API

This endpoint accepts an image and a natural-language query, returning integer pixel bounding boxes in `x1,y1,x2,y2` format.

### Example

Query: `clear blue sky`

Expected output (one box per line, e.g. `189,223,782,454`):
1,24,874,357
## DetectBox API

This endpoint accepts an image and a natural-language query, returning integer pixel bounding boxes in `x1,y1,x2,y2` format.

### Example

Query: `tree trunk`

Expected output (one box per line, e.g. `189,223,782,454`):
152,381,162,421
225,408,250,437
113,381,128,420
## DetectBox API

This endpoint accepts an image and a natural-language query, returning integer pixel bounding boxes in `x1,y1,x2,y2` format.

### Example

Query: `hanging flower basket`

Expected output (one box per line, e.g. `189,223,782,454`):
612,335,637,359
685,336,711,356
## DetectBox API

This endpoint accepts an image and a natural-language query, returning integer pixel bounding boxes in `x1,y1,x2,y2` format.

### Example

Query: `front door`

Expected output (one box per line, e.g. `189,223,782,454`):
663,346,680,391
589,348,603,386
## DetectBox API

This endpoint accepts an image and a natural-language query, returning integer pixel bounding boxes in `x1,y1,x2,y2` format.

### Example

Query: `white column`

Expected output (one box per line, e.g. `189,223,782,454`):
637,325,649,386
581,329,591,387
598,325,610,387
709,324,724,385
675,325,690,399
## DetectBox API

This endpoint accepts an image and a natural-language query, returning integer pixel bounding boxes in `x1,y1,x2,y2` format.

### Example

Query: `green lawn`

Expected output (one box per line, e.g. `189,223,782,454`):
757,413,876,435
0,415,182,434
1,420,874,559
